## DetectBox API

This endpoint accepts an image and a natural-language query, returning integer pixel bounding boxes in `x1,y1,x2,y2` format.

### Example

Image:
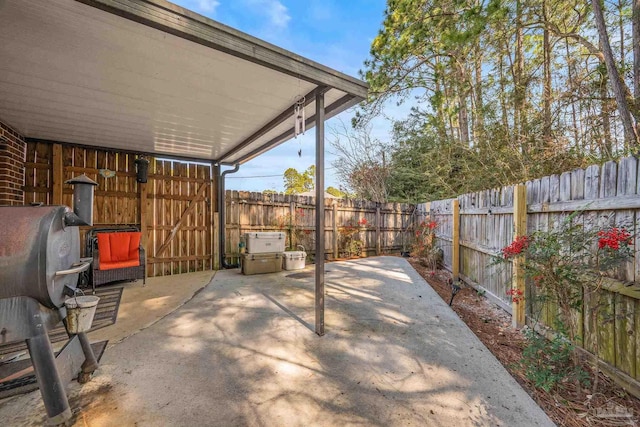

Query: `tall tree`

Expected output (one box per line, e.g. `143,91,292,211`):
633,0,640,137
283,165,315,194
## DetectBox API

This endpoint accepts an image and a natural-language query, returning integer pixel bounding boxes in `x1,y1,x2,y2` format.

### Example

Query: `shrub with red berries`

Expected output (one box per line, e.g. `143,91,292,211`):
506,288,525,303
501,235,530,259
597,227,632,250
494,212,634,349
411,219,442,271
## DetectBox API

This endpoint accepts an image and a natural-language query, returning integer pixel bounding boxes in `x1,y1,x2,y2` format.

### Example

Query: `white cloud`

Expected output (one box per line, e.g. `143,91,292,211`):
248,0,291,29
265,1,291,28
197,0,219,13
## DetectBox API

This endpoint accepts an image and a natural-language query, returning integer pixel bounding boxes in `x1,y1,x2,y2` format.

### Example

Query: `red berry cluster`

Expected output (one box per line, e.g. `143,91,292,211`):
358,218,368,226
501,235,530,259
597,228,632,250
506,288,525,303
427,221,437,230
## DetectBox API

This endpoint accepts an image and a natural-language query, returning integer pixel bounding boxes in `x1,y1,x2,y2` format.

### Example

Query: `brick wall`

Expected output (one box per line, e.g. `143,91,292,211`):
0,121,26,205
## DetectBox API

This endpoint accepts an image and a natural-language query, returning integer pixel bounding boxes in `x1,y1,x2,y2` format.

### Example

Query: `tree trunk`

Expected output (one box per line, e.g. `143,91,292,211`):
443,79,456,141
457,61,470,147
565,39,580,148
474,42,485,143
515,0,527,157
633,0,640,137
543,0,552,148
591,0,640,147
499,53,510,136
619,0,625,70
601,72,613,157
434,58,449,142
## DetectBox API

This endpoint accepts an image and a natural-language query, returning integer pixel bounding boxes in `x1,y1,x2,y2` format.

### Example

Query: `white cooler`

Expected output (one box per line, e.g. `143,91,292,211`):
283,251,306,270
245,232,286,254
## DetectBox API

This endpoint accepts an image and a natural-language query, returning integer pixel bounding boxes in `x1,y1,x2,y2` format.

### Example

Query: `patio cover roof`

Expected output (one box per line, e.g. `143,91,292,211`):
0,0,368,164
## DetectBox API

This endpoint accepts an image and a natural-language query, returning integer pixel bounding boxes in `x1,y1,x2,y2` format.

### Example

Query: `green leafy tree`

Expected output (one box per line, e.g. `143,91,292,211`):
283,165,315,194
326,186,346,198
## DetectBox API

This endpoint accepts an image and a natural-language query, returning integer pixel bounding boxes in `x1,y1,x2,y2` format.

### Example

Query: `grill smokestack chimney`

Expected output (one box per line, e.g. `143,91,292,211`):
64,174,98,226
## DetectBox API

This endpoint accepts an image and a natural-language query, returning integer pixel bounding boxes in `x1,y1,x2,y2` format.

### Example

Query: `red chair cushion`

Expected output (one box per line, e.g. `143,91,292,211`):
97,232,141,266
99,259,141,271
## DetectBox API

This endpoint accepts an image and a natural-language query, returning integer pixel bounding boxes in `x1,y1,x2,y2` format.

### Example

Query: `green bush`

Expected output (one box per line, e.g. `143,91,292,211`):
520,324,590,393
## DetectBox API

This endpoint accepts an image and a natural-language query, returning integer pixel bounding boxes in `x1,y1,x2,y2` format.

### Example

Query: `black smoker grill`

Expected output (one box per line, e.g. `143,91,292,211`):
0,175,99,425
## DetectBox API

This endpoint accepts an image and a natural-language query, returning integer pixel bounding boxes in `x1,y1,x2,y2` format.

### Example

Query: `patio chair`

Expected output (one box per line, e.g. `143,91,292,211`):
86,228,146,292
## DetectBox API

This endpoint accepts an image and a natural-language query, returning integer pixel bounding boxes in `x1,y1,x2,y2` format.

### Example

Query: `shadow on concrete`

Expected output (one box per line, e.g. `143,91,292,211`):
0,257,554,426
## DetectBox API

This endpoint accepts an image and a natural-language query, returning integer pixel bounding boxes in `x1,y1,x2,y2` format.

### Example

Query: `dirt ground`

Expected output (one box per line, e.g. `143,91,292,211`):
408,259,640,427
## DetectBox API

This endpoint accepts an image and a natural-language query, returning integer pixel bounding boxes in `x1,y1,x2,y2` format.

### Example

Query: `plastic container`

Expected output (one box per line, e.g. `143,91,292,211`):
283,251,306,270
241,252,283,275
245,232,286,254
64,295,100,333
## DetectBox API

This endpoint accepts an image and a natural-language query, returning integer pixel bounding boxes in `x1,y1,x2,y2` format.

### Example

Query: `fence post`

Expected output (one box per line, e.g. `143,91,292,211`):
512,184,527,328
289,201,295,250
452,199,460,282
375,206,381,255
52,143,63,205
332,202,338,259
213,213,219,270
139,181,148,249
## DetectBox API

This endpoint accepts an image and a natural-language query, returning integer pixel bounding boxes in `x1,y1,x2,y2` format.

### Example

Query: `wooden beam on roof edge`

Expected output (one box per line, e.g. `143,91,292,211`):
75,0,368,98
228,94,358,164
217,86,329,162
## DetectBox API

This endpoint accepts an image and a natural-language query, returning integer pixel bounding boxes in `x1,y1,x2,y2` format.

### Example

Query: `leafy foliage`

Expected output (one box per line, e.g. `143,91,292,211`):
274,208,311,251
410,220,443,270
520,325,590,393
326,186,346,198
283,165,315,194
337,218,367,258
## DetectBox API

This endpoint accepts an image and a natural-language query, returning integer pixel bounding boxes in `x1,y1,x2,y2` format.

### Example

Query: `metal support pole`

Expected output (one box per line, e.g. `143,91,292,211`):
26,333,72,425
315,92,325,336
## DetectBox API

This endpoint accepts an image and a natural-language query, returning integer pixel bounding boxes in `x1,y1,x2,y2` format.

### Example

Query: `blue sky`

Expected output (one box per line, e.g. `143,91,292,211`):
171,0,399,192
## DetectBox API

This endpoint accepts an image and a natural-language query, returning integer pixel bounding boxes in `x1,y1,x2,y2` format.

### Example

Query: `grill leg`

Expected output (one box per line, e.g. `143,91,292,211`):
76,332,98,383
26,333,72,425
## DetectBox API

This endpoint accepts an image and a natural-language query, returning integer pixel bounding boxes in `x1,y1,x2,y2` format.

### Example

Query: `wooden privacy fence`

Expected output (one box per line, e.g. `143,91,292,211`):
419,156,640,394
23,141,215,277
224,191,416,264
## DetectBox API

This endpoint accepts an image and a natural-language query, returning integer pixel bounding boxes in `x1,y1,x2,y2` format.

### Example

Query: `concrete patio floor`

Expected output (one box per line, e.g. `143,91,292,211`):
0,257,554,426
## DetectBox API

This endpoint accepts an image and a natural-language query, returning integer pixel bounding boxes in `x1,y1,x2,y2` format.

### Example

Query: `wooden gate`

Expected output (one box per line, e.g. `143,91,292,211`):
145,159,214,276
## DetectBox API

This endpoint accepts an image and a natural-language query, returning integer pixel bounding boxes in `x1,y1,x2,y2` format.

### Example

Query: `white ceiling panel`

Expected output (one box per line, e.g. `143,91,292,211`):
0,0,366,162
